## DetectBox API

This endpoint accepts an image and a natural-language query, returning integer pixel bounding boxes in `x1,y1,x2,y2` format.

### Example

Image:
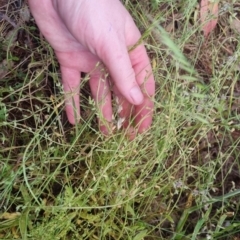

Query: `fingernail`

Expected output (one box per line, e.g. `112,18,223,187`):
130,86,143,105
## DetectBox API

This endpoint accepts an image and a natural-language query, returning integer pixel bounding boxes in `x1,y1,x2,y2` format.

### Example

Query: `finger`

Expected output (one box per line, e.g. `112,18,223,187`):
89,72,113,135
114,91,154,134
110,43,155,133
60,65,81,125
97,34,155,133
134,98,154,133
97,35,144,106
129,45,155,133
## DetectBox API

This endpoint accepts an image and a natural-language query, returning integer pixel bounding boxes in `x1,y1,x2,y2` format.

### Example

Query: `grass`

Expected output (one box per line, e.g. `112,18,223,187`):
1,0,240,239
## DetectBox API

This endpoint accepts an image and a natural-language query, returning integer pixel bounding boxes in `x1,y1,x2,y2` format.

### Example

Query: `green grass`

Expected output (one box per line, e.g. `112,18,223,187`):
1,0,240,239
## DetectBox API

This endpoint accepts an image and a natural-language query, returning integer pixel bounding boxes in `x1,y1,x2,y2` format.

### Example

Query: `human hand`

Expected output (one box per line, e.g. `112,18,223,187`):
28,0,155,136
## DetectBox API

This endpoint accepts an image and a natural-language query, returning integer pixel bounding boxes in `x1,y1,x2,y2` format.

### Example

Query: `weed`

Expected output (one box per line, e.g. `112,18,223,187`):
1,0,240,239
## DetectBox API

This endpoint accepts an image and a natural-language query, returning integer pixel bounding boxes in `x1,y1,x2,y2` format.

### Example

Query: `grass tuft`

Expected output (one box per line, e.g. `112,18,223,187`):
1,0,240,239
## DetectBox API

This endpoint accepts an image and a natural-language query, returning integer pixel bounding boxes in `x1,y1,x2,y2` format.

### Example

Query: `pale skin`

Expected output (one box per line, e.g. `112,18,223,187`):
28,0,155,136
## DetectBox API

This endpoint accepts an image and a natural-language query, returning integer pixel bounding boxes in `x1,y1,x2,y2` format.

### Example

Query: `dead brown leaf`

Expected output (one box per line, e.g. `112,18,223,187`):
200,0,219,37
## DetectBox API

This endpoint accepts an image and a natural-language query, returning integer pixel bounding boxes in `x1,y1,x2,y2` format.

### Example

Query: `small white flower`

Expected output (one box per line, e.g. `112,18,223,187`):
117,117,125,130
115,96,119,105
117,105,123,114
206,234,212,240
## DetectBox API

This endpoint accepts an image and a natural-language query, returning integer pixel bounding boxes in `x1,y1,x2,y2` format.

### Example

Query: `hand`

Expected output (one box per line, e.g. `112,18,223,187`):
28,0,155,136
